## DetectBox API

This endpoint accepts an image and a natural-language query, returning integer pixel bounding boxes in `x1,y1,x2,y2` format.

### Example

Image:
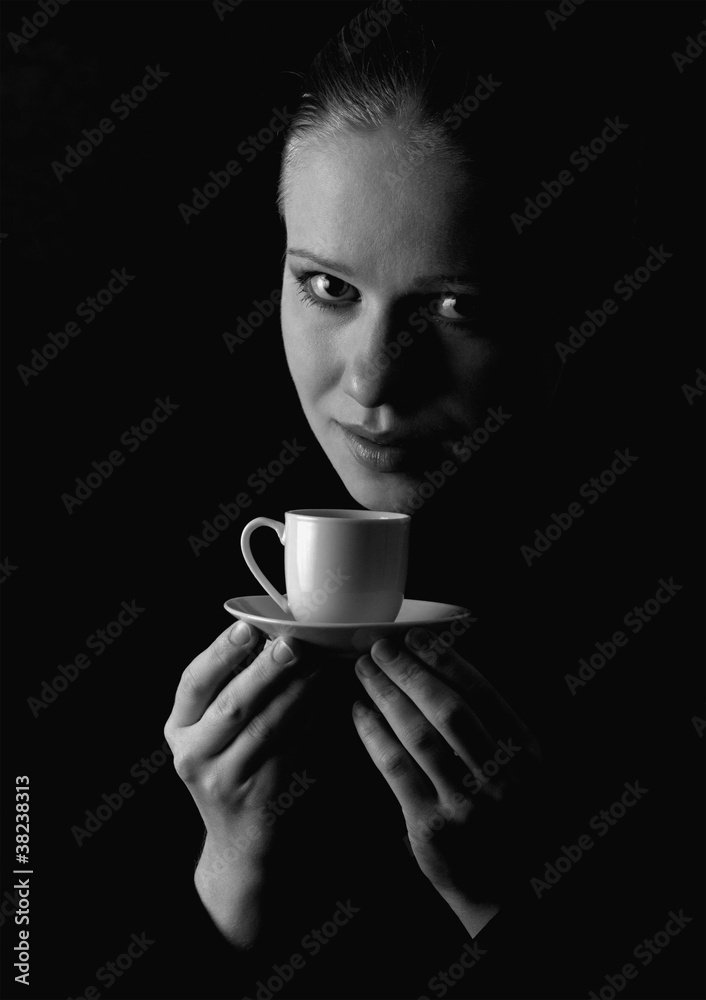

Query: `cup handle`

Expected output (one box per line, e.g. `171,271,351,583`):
240,517,290,616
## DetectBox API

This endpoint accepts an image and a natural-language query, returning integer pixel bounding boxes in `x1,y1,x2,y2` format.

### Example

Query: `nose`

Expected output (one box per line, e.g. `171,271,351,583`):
340,306,407,410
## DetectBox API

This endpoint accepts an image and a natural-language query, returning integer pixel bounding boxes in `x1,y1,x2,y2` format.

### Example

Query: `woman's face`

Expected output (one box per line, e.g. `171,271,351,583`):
280,127,524,513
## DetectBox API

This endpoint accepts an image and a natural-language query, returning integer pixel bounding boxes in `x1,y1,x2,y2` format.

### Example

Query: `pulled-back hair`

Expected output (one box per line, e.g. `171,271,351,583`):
277,0,478,218
276,0,640,335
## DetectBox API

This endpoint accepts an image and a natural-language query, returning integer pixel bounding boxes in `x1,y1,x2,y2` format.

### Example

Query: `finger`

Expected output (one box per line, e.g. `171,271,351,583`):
354,654,469,799
356,640,495,796
225,668,322,781
168,622,262,728
351,699,436,812
195,636,310,756
403,628,538,749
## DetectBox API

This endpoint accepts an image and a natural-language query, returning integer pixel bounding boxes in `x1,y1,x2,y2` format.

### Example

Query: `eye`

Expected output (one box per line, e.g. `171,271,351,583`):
309,273,358,302
295,270,360,310
432,293,480,324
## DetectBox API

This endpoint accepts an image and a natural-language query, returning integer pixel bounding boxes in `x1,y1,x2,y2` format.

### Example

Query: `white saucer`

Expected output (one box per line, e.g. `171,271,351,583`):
223,596,474,658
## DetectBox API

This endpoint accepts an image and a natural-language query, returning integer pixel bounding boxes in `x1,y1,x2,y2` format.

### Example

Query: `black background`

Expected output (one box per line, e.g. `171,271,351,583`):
1,2,705,999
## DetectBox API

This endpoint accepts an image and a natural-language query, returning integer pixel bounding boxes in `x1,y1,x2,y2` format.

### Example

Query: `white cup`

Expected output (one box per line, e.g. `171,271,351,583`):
240,508,410,624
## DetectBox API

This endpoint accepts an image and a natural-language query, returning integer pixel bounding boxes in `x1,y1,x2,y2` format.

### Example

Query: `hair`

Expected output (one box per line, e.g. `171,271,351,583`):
275,0,640,337
276,1,478,219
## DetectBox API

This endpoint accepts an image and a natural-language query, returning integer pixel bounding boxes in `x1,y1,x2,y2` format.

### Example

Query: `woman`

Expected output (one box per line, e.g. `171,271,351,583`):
163,4,701,998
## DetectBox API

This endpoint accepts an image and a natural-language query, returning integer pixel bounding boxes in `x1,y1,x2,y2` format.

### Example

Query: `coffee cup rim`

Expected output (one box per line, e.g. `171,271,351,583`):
286,508,410,521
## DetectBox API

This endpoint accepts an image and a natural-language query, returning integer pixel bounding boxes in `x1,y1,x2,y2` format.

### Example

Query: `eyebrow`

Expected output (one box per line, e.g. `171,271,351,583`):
286,247,355,279
285,247,481,292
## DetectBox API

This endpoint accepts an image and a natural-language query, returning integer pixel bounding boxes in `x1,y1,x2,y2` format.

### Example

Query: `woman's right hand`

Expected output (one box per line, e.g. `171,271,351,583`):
164,620,320,948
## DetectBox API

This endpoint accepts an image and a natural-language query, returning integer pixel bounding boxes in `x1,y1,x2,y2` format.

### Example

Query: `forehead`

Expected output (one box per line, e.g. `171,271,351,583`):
283,128,481,284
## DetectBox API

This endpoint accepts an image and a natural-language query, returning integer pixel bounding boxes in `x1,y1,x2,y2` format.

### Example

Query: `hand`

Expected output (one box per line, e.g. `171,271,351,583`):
352,627,542,937
164,622,320,946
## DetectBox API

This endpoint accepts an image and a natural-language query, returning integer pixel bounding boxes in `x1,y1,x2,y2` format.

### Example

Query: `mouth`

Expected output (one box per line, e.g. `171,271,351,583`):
337,422,432,473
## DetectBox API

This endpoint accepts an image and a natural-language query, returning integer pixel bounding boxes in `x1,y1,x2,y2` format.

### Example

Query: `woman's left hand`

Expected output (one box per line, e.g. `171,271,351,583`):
352,627,542,937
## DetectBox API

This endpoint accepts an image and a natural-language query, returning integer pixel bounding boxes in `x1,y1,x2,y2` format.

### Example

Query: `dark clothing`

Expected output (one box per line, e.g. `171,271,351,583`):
4,5,702,1000
149,337,704,999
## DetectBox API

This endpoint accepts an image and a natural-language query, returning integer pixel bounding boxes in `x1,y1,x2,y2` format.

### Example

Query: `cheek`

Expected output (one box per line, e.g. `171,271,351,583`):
281,282,338,406
444,339,506,419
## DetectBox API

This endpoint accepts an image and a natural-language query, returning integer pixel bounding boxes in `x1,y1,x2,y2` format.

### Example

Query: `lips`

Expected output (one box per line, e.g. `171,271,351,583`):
338,422,435,473
341,423,416,446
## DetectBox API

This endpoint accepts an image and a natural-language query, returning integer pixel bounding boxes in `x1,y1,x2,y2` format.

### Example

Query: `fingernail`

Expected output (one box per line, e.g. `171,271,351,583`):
353,698,380,719
355,655,379,678
230,621,252,645
406,627,433,650
273,637,296,664
372,638,397,662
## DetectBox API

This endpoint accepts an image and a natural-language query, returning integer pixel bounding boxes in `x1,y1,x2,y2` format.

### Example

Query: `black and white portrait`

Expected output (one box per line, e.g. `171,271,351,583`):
2,2,704,998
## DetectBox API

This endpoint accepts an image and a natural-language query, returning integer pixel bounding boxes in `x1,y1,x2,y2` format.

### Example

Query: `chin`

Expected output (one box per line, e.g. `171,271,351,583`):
335,462,424,515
